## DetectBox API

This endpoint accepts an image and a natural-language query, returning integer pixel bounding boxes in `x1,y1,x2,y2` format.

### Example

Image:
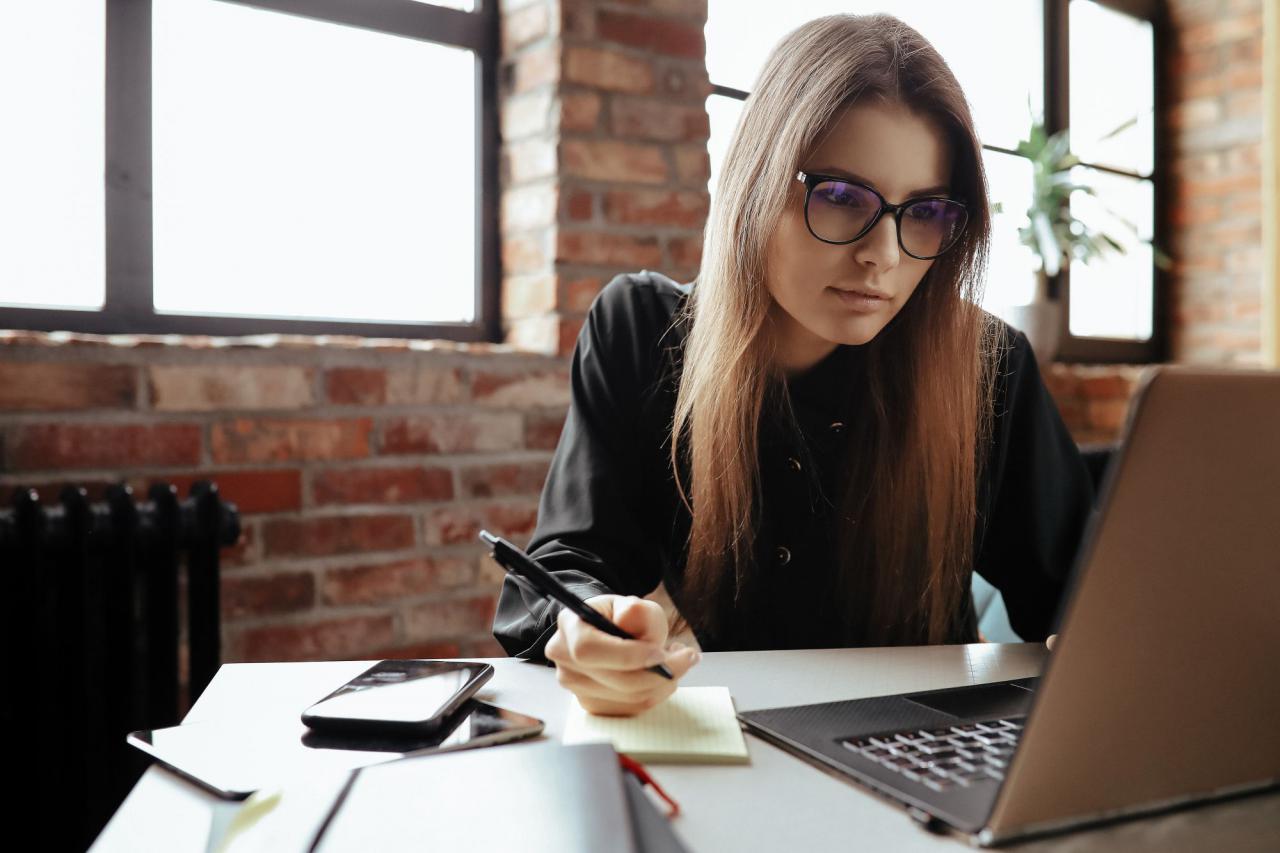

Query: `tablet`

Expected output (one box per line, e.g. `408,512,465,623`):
127,700,544,799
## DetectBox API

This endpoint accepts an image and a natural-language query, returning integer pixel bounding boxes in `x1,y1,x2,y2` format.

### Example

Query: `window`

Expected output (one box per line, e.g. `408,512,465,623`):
704,0,1163,362
0,0,499,341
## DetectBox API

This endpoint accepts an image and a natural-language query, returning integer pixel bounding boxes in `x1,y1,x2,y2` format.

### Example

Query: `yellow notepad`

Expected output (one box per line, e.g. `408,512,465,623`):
562,686,750,764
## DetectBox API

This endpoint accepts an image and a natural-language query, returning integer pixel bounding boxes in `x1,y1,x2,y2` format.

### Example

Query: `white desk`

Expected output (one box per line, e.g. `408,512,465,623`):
92,644,1280,851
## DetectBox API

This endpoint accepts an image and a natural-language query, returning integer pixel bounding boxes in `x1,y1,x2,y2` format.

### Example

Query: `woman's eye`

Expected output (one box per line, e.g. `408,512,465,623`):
906,203,938,221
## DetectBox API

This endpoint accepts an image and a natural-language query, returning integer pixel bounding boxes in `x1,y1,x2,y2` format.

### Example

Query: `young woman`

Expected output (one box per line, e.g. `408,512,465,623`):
493,14,1094,716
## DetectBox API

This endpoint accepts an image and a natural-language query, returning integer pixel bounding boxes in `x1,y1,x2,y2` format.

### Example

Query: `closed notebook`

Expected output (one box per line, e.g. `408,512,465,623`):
312,741,635,853
563,686,750,764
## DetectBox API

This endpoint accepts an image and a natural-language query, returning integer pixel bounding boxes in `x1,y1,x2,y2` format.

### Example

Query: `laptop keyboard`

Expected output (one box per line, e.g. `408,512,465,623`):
839,718,1024,793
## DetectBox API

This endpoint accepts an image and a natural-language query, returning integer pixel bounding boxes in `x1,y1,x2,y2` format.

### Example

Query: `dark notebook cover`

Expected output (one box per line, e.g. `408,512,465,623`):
311,741,648,852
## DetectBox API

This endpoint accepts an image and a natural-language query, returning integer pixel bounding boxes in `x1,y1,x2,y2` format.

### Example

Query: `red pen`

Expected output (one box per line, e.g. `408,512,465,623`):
618,753,681,818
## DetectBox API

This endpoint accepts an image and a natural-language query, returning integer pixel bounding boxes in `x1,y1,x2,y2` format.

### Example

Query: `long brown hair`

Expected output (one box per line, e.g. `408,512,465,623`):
670,14,1000,646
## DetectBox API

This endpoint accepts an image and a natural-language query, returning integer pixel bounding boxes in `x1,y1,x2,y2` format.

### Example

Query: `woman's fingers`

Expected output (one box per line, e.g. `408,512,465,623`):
555,664,674,708
555,600,671,672
544,593,704,716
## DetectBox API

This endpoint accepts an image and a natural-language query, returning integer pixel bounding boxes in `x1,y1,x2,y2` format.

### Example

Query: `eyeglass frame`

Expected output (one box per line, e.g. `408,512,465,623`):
794,170,969,261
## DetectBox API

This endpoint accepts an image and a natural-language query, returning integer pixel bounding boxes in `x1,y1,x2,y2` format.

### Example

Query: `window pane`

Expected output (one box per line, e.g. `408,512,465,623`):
1069,0,1154,176
0,3,105,310
1068,168,1153,340
706,1,1042,150
153,0,476,324
706,94,744,198
982,149,1040,317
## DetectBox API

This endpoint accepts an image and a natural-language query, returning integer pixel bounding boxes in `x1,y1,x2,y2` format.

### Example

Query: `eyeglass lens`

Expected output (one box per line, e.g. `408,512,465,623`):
806,180,966,258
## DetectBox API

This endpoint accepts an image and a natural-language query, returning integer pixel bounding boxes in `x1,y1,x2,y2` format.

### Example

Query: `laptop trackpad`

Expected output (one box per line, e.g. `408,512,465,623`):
904,682,1035,720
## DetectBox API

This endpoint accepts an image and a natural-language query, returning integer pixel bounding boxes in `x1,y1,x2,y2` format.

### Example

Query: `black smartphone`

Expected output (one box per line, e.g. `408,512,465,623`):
300,660,494,737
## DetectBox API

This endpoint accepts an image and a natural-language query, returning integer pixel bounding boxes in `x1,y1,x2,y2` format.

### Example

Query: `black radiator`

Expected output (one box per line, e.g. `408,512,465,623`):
0,481,239,852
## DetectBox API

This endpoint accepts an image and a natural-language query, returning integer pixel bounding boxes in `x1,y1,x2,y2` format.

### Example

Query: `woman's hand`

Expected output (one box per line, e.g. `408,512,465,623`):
544,594,701,716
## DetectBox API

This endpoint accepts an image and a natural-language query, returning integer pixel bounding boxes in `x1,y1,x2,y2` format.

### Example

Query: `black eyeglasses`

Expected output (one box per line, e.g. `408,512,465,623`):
795,171,968,260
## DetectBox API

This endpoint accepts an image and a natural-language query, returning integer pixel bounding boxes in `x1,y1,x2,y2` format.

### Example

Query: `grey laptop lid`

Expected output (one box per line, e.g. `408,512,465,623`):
984,367,1280,844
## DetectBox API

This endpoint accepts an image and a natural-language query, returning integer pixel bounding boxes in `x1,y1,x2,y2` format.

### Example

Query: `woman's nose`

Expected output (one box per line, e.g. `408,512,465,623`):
852,214,900,271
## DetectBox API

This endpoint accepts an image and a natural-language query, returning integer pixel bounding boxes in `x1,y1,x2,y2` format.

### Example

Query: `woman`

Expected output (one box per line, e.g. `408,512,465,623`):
493,14,1094,716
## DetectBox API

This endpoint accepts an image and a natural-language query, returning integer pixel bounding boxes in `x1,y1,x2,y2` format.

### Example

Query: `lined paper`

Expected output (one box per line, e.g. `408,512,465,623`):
563,686,750,764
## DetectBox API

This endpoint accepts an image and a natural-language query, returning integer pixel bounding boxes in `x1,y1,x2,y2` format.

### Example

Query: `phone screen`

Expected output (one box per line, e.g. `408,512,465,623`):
304,661,491,729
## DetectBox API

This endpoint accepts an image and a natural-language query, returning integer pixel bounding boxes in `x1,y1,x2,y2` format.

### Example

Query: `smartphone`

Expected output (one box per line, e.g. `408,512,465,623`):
128,700,544,800
300,660,494,737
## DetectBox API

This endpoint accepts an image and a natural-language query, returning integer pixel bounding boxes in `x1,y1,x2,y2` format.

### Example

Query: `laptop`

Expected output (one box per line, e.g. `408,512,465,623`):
737,366,1280,845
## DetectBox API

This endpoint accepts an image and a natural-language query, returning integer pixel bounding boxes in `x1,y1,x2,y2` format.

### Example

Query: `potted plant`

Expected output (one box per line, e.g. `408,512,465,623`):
1005,117,1166,362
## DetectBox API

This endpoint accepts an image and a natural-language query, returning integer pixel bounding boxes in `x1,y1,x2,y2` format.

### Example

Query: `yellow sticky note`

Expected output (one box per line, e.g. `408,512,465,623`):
562,686,750,764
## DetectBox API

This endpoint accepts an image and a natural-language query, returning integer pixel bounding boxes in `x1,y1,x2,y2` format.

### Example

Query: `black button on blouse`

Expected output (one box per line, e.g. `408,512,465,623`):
492,271,1096,659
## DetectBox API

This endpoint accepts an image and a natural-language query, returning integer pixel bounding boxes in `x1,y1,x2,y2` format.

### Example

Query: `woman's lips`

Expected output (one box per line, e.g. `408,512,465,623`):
828,287,890,312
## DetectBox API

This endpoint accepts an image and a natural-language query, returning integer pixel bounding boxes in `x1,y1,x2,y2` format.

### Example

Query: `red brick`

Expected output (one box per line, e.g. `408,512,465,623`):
596,10,704,58
557,316,585,357
561,276,606,312
610,97,710,143
370,640,462,661
210,418,371,464
221,522,258,569
524,409,567,450
325,368,387,405
472,369,571,408
388,367,465,405
381,412,523,455
5,423,201,471
0,363,135,411
322,556,475,606
312,465,454,505
148,365,315,411
159,469,303,514
561,92,602,132
556,230,664,268
404,594,498,639
566,189,594,221
1085,399,1130,433
227,614,396,663
1078,375,1136,400
564,46,655,94
263,514,415,558
222,572,315,620
604,188,709,228
673,143,711,186
458,459,551,498
423,501,539,546
561,140,668,184
669,234,703,269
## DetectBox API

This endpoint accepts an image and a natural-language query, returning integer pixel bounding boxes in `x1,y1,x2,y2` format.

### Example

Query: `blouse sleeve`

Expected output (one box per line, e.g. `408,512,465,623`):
491,275,670,660
974,328,1096,642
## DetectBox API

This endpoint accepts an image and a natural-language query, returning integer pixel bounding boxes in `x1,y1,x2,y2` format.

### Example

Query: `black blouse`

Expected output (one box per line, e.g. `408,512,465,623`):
493,271,1095,659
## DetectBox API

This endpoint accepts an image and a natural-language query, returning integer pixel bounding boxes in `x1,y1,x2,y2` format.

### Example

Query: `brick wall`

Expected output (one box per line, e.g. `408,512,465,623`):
0,332,568,662
1165,0,1265,364
499,0,710,355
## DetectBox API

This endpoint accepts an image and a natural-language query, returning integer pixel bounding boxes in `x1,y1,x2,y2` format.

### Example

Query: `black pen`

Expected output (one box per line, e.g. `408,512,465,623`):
479,530,674,680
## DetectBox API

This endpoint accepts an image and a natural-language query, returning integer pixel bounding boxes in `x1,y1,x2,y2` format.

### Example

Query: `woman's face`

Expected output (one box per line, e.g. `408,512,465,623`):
765,100,955,373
